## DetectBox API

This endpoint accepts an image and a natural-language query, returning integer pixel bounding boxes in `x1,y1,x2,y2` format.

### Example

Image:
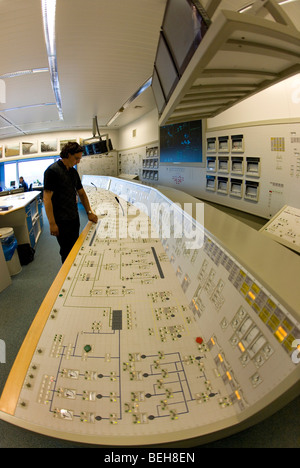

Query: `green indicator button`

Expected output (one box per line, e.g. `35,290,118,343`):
84,345,92,353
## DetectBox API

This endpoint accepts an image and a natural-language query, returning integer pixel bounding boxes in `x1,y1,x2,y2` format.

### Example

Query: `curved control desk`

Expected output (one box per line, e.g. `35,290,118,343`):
0,176,299,446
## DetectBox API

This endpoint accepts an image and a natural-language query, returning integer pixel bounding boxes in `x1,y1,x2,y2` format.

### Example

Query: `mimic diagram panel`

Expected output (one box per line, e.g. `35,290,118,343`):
1,177,299,445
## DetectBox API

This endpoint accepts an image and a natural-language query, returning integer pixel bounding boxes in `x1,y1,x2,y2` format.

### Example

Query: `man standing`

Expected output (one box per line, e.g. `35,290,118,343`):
43,141,98,263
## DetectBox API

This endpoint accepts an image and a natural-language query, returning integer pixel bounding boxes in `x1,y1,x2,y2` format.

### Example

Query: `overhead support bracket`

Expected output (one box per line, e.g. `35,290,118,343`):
157,5,300,126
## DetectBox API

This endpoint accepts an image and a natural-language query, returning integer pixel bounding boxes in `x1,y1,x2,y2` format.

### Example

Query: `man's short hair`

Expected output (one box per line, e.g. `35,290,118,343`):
60,142,84,159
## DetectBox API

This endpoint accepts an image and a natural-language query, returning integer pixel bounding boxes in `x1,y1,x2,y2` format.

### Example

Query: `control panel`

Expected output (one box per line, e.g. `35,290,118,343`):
0,176,299,446
261,205,300,254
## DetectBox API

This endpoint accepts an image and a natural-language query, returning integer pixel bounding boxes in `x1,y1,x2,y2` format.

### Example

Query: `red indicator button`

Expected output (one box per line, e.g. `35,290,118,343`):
196,337,203,345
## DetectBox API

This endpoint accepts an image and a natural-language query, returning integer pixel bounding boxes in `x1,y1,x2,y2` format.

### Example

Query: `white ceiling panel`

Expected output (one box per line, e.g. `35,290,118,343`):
0,0,48,74
0,0,167,138
0,73,54,110
1,104,59,126
0,0,299,138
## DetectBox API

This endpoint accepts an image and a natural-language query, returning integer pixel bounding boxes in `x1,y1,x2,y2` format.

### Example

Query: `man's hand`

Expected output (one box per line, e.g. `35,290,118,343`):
50,222,59,237
88,211,98,224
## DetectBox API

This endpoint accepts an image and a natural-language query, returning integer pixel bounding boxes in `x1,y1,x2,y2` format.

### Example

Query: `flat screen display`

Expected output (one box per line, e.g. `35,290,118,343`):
162,0,210,75
160,119,203,164
152,69,166,115
152,0,210,115
154,33,179,101
83,140,113,156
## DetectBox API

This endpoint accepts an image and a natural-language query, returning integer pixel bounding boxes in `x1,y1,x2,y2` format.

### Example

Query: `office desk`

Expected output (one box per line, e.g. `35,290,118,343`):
0,191,43,248
32,185,44,194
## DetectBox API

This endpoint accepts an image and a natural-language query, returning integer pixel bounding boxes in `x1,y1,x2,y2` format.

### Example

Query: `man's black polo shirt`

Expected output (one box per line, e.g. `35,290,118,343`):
44,159,83,223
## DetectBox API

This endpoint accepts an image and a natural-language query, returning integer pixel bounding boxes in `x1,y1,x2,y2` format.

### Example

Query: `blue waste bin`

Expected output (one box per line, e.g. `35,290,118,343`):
0,227,22,275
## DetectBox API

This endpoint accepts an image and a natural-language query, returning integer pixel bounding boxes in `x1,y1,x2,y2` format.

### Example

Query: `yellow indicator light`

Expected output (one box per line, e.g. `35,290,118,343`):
238,342,245,353
248,291,256,301
275,326,288,343
278,326,287,338
275,331,284,342
226,371,232,381
211,337,215,346
218,353,223,362
235,391,241,400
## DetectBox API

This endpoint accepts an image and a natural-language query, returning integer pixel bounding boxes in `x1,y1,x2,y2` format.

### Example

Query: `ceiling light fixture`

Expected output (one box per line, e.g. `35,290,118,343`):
2,103,56,112
278,0,298,4
107,77,152,126
0,68,49,79
239,0,297,13
41,0,63,120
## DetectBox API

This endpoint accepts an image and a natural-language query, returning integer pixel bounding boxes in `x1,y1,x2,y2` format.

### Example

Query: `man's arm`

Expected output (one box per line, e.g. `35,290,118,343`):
77,188,98,223
43,189,60,236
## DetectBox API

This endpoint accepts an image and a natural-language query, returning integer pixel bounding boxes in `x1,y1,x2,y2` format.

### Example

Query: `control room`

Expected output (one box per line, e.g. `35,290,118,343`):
0,0,299,450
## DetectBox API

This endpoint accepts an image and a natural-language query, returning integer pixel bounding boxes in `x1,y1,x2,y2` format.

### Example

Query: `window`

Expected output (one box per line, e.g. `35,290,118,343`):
18,158,55,186
2,157,57,190
4,163,17,189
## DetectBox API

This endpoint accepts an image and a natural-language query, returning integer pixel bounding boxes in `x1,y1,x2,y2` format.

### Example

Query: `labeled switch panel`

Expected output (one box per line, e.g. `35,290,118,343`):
1,176,299,446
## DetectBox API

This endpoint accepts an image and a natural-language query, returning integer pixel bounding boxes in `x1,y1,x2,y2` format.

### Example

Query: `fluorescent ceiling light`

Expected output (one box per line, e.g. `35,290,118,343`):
239,0,298,12
107,77,152,126
0,68,48,79
2,103,56,112
278,0,298,4
41,0,63,120
42,0,56,57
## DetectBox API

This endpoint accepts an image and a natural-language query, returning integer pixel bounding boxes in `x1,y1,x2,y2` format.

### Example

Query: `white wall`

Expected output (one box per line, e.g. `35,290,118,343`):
207,74,300,128
0,129,119,161
118,108,159,150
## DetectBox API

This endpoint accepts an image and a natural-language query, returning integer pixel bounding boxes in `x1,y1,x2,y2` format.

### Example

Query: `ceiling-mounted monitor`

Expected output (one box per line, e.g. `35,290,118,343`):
92,139,113,154
160,119,204,165
83,139,113,156
152,68,166,115
162,0,210,76
154,32,179,102
152,0,210,115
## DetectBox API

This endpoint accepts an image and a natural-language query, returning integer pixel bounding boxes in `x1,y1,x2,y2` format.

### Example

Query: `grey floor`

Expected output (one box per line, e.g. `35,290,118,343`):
0,203,299,448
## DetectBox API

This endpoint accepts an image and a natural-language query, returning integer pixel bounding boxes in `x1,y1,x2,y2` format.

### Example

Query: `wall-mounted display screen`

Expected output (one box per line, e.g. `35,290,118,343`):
160,119,203,164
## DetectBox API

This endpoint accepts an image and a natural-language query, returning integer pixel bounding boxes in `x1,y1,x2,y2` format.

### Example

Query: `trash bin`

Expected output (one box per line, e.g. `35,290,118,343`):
0,227,22,276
